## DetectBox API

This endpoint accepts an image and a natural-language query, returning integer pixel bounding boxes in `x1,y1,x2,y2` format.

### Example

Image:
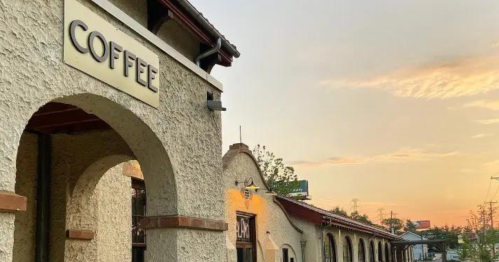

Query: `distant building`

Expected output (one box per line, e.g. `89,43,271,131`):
400,232,428,260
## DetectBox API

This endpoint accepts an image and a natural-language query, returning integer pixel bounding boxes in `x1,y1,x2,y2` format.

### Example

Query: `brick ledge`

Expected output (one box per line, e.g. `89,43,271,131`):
0,191,27,213
66,229,95,240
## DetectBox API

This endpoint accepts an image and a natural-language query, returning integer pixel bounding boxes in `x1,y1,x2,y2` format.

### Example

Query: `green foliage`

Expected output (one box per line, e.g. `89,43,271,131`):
329,206,348,217
351,211,374,225
425,225,462,250
404,219,418,233
382,218,404,234
458,205,499,262
328,208,374,226
252,144,300,197
458,230,499,262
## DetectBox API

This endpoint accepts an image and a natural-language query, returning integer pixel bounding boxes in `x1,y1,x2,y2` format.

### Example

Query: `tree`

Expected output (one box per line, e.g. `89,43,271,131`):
404,219,418,233
252,144,300,196
458,205,499,262
425,225,463,250
351,211,374,225
329,206,348,217
382,218,404,234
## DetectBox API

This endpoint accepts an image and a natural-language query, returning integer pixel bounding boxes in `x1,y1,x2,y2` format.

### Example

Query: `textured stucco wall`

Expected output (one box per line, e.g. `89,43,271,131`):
108,0,200,61
95,163,132,262
54,130,133,262
12,133,38,262
223,151,303,262
0,0,226,260
157,20,200,62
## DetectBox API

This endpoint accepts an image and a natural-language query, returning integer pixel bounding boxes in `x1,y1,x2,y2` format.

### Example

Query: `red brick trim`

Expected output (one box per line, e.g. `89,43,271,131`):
140,215,228,231
0,191,27,213
123,162,144,180
66,229,95,240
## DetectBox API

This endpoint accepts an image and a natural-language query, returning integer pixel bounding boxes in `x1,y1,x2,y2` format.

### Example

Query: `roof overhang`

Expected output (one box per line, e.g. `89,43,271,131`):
277,196,403,241
156,0,239,67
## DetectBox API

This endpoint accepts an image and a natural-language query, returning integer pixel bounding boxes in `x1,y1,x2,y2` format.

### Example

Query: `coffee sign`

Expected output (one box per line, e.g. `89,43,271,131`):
64,0,160,108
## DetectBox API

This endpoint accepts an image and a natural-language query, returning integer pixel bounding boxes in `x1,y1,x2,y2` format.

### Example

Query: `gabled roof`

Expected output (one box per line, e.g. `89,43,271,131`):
277,196,402,241
400,231,427,240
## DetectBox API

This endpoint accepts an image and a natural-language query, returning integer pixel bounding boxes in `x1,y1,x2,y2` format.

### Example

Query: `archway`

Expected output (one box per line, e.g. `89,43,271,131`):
358,238,366,262
385,243,390,262
12,94,177,262
325,233,337,262
343,236,353,262
369,241,375,262
378,242,383,262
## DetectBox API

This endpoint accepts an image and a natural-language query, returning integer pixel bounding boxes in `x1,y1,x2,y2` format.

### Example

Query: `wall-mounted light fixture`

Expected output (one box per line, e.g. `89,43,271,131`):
235,177,260,192
207,92,226,111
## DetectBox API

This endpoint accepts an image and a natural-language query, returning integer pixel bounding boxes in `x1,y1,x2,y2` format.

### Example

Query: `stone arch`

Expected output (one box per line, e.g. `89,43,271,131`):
325,233,338,262
385,242,390,262
378,241,383,262
53,93,177,215
358,238,367,262
369,240,376,262
343,235,353,262
12,93,179,262
280,243,297,261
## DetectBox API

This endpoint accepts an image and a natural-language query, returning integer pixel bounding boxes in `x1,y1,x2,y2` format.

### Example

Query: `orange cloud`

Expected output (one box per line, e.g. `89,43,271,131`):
476,118,499,125
320,56,499,99
472,133,492,139
289,148,459,167
464,100,499,111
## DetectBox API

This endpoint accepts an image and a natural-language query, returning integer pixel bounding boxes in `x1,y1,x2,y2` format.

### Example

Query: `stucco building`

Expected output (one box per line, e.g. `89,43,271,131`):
0,0,239,261
0,0,415,261
222,143,411,262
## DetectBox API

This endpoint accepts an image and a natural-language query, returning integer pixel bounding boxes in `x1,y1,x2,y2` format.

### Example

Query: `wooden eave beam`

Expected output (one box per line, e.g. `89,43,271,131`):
147,0,173,34
155,0,233,66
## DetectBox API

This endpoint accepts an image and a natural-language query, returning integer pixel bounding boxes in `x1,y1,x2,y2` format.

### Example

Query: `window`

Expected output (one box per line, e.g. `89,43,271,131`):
236,213,256,262
283,248,289,262
132,179,146,262
343,237,353,262
324,234,337,262
358,239,366,262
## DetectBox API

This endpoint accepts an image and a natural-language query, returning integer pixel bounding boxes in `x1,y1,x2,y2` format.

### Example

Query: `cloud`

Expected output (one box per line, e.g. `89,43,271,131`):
464,100,499,111
320,56,499,99
476,118,499,125
289,148,459,167
472,133,492,139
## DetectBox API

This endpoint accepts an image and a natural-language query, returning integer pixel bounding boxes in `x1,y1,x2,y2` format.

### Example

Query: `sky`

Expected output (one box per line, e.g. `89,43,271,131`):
191,0,499,227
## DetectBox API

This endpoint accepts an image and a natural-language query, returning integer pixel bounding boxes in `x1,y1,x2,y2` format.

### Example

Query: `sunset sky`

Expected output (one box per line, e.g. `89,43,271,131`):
191,0,499,227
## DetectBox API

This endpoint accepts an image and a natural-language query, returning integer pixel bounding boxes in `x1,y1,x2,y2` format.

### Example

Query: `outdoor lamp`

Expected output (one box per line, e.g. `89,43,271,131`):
245,181,260,191
235,177,260,192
